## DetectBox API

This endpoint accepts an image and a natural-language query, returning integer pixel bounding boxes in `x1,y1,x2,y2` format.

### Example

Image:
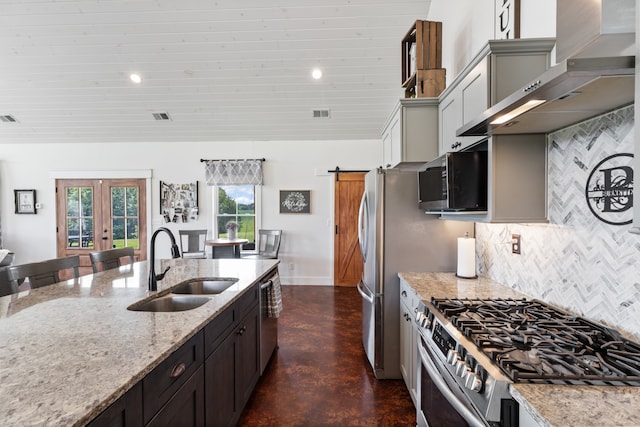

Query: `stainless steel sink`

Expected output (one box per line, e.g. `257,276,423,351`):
127,295,211,312
171,278,238,295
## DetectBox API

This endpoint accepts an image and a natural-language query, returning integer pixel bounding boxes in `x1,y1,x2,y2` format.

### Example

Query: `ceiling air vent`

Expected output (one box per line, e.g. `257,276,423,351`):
152,112,172,121
0,115,17,123
312,109,331,118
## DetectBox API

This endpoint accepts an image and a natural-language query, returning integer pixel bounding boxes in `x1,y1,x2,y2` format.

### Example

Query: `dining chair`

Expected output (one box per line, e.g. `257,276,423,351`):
179,229,208,259
243,229,282,260
0,268,15,297
89,247,135,273
6,255,81,290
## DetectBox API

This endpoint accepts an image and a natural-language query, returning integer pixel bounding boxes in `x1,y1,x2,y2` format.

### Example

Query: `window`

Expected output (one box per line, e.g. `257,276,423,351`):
214,185,259,250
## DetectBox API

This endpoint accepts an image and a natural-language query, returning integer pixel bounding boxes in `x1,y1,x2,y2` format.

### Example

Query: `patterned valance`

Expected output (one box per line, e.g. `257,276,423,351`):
203,159,263,186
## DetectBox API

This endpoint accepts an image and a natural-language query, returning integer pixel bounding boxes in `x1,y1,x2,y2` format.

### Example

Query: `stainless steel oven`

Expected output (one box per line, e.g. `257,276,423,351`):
415,295,640,427
418,333,481,427
415,301,518,427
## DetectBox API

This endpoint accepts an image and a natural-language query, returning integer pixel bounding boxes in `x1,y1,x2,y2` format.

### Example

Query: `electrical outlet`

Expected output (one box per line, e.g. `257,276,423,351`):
512,234,521,254
288,263,295,271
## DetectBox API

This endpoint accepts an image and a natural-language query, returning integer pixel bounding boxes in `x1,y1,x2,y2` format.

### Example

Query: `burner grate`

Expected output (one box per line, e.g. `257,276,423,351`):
430,297,640,386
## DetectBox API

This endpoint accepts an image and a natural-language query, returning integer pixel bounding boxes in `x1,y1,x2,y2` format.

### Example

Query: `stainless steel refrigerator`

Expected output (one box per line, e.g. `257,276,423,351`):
357,168,473,379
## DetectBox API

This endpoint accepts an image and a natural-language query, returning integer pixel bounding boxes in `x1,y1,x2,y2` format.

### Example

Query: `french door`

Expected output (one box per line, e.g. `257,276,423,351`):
56,179,147,276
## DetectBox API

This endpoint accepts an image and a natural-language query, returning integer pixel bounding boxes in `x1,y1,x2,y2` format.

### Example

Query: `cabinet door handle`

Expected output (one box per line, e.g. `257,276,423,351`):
401,290,407,298
237,326,246,336
169,362,186,379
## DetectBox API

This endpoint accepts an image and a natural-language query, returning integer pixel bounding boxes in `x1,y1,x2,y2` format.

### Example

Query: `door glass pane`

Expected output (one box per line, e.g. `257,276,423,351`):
81,188,93,217
112,187,125,217
66,187,94,249
112,186,139,249
126,189,139,216
67,188,79,217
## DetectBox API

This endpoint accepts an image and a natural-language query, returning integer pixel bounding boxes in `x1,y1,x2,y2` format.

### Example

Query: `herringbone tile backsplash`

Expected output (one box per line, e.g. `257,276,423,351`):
476,106,640,340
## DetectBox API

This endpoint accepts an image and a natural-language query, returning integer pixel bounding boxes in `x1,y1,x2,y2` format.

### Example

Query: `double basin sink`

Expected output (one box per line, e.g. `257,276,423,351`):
127,278,238,312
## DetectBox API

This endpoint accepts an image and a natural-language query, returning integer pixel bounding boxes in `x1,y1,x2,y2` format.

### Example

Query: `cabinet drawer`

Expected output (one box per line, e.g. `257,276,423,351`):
146,365,205,427
400,279,419,312
204,304,236,357
143,331,204,424
235,284,259,321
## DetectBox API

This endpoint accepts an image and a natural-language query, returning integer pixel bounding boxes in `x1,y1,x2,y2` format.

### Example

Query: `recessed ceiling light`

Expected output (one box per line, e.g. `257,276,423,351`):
130,73,142,84
311,68,323,80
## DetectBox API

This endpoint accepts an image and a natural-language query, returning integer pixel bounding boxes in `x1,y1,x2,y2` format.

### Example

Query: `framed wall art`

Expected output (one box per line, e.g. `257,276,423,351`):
160,181,199,222
280,190,310,214
14,189,37,214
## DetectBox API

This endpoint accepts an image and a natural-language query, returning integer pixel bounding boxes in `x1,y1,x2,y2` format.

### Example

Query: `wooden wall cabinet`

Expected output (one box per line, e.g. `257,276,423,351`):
438,39,555,155
399,278,419,406
382,98,439,169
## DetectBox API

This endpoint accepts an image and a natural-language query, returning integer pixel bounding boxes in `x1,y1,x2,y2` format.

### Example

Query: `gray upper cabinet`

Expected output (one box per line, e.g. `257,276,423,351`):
382,98,439,168
438,134,548,223
438,38,555,155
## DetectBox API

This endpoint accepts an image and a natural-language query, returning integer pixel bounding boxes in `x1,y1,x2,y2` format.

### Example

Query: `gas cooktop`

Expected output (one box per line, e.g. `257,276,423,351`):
429,297,640,386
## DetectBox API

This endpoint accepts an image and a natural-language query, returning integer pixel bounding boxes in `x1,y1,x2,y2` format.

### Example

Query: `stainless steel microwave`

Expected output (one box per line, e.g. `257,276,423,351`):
418,151,488,212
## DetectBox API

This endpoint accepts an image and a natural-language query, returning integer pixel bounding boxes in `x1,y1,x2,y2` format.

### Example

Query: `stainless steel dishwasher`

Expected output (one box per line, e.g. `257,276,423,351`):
259,268,279,374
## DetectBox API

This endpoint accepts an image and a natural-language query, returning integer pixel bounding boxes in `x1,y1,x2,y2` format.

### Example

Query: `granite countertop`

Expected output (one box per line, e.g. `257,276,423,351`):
399,272,640,427
0,258,278,427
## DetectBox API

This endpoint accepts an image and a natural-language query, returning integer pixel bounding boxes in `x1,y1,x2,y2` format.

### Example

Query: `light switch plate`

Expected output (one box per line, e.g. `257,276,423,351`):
512,234,521,254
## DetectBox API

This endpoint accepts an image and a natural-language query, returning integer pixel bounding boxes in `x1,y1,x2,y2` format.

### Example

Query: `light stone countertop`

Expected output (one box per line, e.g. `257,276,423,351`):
0,258,278,427
399,272,640,427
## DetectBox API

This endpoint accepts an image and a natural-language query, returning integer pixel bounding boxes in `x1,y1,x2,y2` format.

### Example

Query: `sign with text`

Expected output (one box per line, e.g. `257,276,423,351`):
585,153,634,225
495,0,520,39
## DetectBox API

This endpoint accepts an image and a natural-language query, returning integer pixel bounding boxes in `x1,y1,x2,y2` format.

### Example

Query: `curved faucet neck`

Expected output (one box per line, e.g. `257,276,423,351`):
149,227,180,291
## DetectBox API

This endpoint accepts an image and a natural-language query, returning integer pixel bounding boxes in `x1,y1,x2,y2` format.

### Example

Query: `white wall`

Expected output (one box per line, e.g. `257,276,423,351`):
0,139,381,285
427,0,556,83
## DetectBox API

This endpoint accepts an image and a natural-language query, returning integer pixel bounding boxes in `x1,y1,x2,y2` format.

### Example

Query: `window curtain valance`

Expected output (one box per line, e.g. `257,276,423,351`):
203,159,264,186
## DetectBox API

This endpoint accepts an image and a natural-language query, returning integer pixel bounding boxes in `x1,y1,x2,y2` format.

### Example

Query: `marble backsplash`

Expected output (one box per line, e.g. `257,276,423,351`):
476,105,640,340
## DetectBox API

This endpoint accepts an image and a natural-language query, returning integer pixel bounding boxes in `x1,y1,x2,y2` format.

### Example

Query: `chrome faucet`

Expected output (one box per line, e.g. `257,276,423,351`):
148,227,181,291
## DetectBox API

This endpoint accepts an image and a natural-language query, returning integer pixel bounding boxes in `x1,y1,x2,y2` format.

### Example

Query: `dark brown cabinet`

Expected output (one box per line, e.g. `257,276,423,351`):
142,332,204,424
89,282,263,427
205,284,260,427
87,383,143,427
147,365,205,427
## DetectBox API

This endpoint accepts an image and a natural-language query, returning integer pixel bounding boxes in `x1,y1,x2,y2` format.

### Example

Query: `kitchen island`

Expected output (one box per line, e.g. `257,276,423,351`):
400,272,640,427
0,258,278,426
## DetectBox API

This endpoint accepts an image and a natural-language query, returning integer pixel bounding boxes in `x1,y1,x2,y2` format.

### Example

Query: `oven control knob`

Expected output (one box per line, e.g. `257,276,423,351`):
465,373,483,392
455,360,468,377
446,349,458,365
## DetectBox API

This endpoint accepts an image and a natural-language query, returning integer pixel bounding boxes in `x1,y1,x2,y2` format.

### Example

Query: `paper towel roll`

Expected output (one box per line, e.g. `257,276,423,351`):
456,237,476,278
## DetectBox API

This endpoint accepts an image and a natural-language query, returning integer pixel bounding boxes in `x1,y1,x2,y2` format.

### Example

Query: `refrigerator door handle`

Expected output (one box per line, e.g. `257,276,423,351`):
358,191,369,263
357,279,374,304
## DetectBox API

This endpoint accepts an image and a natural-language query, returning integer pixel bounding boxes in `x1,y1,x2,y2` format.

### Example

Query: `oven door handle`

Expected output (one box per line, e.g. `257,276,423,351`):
418,342,486,427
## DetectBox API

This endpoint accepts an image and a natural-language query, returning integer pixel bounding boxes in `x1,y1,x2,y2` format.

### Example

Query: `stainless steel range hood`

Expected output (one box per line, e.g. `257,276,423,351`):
458,0,636,137
458,55,635,136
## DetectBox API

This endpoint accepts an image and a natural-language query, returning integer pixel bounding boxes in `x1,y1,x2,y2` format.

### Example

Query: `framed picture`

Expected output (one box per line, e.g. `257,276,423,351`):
14,189,37,214
280,190,311,214
159,181,199,221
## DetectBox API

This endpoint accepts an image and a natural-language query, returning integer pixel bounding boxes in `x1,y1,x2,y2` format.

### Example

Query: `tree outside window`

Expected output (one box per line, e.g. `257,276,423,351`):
216,185,256,249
